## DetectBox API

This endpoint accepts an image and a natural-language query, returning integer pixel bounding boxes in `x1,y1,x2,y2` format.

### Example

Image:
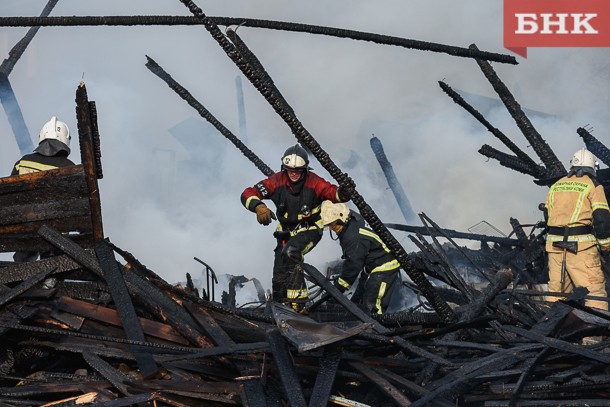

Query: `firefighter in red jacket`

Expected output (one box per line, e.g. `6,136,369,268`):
241,144,349,309
320,200,400,314
545,148,610,310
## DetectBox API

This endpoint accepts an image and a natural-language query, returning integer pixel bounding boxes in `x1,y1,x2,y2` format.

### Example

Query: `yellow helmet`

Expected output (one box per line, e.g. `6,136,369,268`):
320,200,350,226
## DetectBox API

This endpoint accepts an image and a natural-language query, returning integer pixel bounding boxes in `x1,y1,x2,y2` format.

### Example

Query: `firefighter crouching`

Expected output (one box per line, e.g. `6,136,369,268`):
320,200,400,314
544,148,610,310
240,144,350,310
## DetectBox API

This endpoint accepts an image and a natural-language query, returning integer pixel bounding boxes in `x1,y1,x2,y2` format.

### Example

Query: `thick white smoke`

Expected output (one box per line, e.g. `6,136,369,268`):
1,1,608,296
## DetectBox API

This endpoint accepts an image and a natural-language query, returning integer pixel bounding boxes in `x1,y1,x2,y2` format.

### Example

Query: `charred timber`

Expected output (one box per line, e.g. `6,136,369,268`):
439,80,546,179
75,83,104,241
180,7,456,322
145,56,274,177
386,222,521,246
479,144,540,176
0,16,517,65
577,127,610,167
470,44,565,177
370,136,417,224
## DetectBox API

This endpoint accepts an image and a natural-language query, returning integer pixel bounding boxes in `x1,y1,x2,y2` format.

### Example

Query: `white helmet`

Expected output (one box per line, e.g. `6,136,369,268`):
39,116,71,147
321,200,350,226
570,148,599,170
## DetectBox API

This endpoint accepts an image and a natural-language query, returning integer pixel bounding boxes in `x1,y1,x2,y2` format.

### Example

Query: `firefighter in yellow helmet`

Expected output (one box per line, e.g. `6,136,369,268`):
320,200,400,314
544,148,610,310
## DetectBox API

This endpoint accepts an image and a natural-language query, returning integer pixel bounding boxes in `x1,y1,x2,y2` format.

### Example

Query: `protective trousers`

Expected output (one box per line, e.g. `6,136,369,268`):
547,247,608,310
361,268,400,314
272,229,322,308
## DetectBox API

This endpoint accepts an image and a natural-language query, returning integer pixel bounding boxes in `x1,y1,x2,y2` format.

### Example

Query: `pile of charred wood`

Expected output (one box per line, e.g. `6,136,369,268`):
2,1,610,406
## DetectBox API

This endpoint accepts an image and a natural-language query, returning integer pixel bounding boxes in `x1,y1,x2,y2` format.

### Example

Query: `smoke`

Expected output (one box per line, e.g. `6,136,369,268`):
1,1,609,293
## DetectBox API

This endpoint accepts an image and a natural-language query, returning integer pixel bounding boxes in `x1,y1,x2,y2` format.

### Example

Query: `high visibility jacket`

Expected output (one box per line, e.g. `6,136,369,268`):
241,171,343,232
12,152,75,176
335,211,400,291
545,173,610,252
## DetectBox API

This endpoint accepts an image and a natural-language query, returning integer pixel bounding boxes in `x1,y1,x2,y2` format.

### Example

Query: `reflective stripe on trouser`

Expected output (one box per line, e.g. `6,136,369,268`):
547,247,608,310
362,268,399,315
272,229,322,302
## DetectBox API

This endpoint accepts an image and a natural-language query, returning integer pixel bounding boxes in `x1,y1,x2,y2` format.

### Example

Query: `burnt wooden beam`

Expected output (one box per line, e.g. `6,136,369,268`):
82,352,131,397
370,136,417,224
385,224,520,245
57,297,189,345
0,16,517,64
350,361,414,406
95,240,158,378
38,225,215,349
75,82,104,241
0,73,34,155
578,127,610,167
308,348,340,407
0,266,56,307
438,80,545,179
177,2,455,323
478,144,541,176
145,56,274,177
266,329,307,407
470,44,565,177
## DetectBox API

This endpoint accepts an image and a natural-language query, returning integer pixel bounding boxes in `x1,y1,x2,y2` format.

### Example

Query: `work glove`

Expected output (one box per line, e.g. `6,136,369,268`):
338,175,354,202
255,204,273,225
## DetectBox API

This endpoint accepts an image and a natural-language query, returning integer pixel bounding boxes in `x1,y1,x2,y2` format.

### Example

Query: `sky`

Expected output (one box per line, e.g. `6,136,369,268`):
1,1,609,298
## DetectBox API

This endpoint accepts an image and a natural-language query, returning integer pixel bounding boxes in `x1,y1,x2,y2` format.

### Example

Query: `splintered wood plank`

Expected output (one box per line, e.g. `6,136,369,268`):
56,296,189,345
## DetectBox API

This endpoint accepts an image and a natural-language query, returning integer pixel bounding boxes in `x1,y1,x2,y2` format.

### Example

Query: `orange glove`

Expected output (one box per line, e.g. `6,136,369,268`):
255,204,272,225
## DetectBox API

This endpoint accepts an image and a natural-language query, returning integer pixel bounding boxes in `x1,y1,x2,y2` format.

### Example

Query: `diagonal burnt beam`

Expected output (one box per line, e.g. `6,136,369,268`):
82,352,131,397
0,73,34,155
0,16,517,64
0,0,60,155
145,56,274,177
176,0,456,323
350,361,414,406
370,136,418,224
38,225,215,349
438,80,546,179
0,266,56,308
470,44,565,177
479,144,541,176
95,240,158,379
577,127,610,167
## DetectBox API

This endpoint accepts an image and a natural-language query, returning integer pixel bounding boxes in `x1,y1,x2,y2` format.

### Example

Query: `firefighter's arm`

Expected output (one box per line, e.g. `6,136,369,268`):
335,238,367,292
591,185,610,251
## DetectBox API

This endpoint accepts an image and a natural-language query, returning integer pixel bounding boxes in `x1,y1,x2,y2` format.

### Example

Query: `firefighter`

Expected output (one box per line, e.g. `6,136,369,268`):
320,200,400,314
12,116,74,176
241,144,349,310
11,116,75,262
544,147,610,310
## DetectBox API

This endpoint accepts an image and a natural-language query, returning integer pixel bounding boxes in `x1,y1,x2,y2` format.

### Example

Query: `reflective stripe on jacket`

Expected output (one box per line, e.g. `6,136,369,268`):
545,174,610,252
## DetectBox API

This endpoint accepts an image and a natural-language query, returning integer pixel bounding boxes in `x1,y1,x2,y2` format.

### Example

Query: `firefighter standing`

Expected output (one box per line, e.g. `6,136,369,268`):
544,148,610,310
11,116,75,262
241,144,349,309
320,200,400,314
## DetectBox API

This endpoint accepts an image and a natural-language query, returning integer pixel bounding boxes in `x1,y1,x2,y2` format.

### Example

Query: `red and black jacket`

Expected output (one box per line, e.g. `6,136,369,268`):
241,171,342,231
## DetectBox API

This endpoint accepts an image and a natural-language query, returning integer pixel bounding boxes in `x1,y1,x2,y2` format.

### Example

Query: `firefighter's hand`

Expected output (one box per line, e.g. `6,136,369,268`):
255,204,273,225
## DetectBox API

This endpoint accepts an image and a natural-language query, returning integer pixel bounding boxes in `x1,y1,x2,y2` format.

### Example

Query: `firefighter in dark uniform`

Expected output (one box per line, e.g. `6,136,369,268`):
545,148,610,310
320,200,400,314
241,144,349,310
11,116,75,262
